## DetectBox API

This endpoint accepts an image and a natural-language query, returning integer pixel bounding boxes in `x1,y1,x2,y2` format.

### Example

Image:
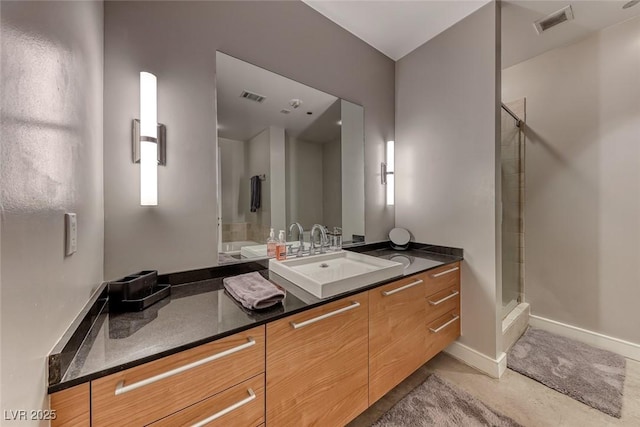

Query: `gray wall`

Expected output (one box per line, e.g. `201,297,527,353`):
395,3,502,359
104,1,395,279
341,100,366,241
219,137,245,224
269,127,286,234
323,139,342,230
503,16,640,344
0,0,104,419
286,136,325,230
246,128,271,242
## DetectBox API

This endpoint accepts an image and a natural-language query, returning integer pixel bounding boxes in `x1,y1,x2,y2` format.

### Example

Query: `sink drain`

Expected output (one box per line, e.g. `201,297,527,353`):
319,263,330,268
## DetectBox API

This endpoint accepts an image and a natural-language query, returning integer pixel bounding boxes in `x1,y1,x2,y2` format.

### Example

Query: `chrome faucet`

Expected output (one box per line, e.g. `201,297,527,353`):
288,222,305,257
309,224,328,255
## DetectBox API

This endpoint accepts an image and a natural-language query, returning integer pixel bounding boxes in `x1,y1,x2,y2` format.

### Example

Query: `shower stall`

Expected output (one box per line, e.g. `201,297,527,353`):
501,102,525,318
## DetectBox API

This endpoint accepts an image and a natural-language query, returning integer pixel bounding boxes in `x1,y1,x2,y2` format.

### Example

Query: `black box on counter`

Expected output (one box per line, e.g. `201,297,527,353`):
108,270,171,312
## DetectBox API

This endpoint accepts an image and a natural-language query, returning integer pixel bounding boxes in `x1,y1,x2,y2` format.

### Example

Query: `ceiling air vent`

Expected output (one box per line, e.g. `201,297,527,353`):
240,90,266,103
534,5,574,35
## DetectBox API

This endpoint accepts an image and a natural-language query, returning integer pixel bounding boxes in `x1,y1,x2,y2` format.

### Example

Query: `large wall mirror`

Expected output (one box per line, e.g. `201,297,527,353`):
216,52,365,262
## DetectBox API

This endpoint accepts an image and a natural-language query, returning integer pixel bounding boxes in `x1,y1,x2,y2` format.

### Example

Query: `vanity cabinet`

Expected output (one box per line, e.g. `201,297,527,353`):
91,326,265,427
266,292,369,426
50,261,462,426
369,262,461,404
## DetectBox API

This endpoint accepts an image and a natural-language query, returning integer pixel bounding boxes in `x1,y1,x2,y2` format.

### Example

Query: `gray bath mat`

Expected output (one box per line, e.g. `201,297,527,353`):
372,374,522,427
508,327,626,418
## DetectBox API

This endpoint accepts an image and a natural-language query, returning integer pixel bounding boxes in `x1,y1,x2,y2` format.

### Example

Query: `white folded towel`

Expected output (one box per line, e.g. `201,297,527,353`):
223,272,285,310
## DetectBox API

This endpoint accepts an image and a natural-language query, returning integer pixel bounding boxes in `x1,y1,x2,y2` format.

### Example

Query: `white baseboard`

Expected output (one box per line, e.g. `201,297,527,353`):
529,315,640,362
444,341,507,378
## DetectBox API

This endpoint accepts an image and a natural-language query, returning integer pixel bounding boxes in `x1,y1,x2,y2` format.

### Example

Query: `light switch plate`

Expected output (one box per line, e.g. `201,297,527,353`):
65,213,77,256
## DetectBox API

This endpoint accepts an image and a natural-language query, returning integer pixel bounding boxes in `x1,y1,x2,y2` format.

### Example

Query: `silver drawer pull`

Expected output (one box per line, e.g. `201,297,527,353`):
382,279,424,296
114,338,256,395
291,301,360,329
191,388,256,427
431,266,459,278
428,290,460,306
429,315,460,334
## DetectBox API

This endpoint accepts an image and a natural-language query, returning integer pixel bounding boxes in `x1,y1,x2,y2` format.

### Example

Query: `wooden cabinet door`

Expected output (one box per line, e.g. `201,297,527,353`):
369,275,427,404
147,374,264,427
266,293,369,426
92,326,265,427
50,383,90,427
425,309,461,361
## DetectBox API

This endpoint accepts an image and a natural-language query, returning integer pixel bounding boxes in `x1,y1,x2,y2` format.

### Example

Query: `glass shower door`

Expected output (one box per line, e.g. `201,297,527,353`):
501,104,524,318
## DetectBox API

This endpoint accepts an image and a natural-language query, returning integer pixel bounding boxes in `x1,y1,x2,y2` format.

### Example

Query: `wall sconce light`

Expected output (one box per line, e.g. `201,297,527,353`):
133,71,166,206
381,140,394,206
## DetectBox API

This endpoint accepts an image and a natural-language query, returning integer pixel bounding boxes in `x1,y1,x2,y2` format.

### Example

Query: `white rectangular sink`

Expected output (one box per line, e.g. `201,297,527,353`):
269,251,404,298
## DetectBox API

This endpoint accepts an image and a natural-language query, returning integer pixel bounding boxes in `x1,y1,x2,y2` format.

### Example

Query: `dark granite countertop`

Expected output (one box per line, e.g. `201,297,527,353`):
48,242,462,393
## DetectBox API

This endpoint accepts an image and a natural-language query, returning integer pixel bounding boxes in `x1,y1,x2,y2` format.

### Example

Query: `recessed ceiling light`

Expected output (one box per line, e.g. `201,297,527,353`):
623,0,640,9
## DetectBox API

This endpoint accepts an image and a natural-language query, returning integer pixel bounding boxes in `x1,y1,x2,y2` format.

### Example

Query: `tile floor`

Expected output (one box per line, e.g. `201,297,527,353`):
349,352,640,427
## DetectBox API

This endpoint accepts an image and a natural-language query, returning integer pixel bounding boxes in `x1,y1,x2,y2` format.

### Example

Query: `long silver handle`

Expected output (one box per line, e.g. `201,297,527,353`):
429,315,460,333
428,290,460,306
382,279,424,296
431,266,459,278
190,388,256,427
114,338,256,395
291,301,360,329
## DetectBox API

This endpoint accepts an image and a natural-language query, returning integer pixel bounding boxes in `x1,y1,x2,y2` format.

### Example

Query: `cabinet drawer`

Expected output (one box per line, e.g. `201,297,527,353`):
148,374,264,427
425,309,460,361
424,262,460,297
266,293,369,426
369,277,427,404
92,326,265,427
425,284,460,325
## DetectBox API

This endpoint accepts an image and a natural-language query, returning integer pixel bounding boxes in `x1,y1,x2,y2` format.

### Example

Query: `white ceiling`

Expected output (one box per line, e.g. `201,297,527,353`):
303,1,640,65
302,0,491,60
503,1,640,69
216,52,341,142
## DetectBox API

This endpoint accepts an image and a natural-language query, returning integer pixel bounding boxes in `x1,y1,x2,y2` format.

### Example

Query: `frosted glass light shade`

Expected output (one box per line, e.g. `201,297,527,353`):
386,140,394,173
386,140,394,206
140,141,158,206
140,72,157,139
140,72,158,206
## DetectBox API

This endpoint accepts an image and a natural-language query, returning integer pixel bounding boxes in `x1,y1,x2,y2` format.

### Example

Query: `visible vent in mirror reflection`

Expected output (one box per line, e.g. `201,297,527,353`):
534,5,574,35
240,90,266,103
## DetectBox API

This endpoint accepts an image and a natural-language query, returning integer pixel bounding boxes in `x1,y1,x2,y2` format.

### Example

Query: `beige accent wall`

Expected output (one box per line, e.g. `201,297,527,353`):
103,1,395,279
502,16,640,344
0,0,104,420
395,3,502,359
